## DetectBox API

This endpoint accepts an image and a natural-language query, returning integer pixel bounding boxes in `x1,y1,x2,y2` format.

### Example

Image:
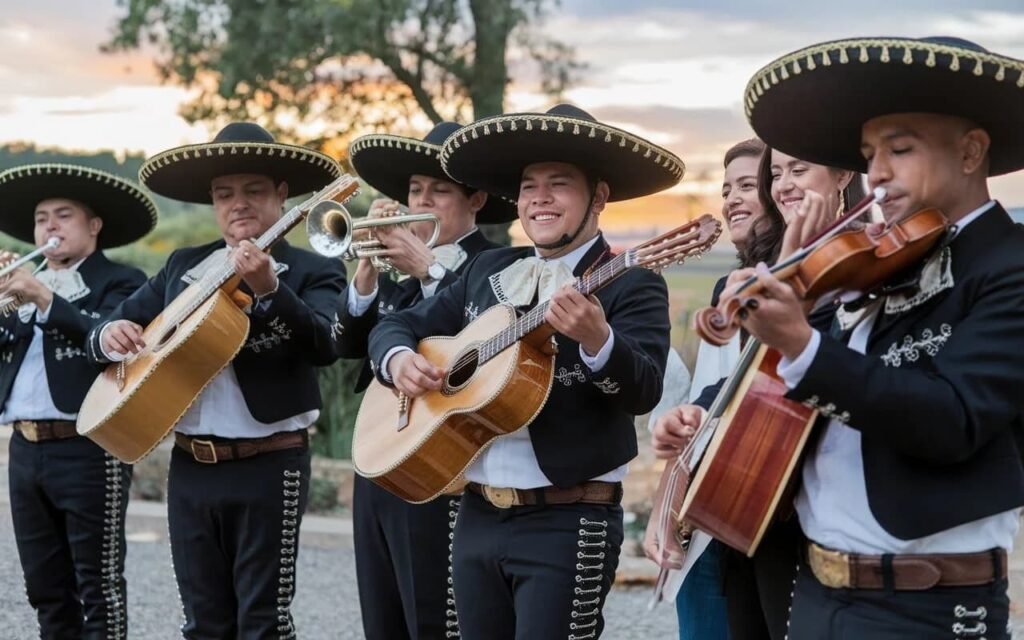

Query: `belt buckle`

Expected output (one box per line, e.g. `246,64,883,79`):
482,485,517,509
190,438,219,464
808,543,852,589
17,421,40,442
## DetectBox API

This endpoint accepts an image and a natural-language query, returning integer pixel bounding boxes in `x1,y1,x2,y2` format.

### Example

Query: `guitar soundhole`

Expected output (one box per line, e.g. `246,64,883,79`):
443,347,479,396
153,324,178,352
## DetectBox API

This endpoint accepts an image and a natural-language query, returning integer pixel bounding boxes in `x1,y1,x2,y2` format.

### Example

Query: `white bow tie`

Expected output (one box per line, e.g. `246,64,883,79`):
496,256,575,307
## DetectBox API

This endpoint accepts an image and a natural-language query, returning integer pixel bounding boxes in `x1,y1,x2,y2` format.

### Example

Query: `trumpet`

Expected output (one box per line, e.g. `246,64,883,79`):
305,201,440,273
0,237,60,315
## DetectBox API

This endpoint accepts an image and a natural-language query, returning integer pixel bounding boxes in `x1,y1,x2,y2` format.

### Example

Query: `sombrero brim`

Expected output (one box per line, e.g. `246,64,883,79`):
439,113,685,202
139,141,341,203
0,164,157,248
349,134,517,223
745,38,1024,176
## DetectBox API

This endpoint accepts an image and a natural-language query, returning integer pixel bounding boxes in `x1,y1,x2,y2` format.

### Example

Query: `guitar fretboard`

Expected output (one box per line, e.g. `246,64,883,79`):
477,250,633,364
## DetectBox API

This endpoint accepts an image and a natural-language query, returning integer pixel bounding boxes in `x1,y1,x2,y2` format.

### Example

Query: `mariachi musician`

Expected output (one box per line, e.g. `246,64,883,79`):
0,163,153,639
85,123,346,638
368,104,676,639
340,122,514,639
736,36,1024,638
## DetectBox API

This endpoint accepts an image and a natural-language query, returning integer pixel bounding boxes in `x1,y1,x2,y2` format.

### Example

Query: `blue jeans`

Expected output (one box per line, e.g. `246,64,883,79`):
676,539,730,640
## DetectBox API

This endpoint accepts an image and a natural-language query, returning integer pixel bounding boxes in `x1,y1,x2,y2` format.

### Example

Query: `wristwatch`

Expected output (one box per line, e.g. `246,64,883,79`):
423,261,446,285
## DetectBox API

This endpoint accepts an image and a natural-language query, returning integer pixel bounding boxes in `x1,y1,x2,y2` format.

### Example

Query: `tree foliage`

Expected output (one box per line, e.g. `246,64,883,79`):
104,0,581,145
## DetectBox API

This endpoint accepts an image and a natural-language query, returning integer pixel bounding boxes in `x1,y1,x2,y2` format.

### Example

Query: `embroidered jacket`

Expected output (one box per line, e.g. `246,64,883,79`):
368,236,671,487
0,252,146,414
786,205,1024,539
86,239,346,424
336,229,498,392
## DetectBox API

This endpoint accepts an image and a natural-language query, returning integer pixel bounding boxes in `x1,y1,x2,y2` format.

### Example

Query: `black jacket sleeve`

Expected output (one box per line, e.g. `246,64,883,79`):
787,263,1024,464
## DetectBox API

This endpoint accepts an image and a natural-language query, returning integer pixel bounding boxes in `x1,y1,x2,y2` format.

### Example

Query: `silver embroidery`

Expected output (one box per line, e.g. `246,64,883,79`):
885,246,953,314
569,518,609,639
2,351,11,364
554,364,587,387
277,469,302,639
802,395,849,424
880,324,953,368
54,346,86,361
245,317,292,353
488,271,510,304
592,377,620,395
101,455,127,639
445,497,461,638
330,313,343,341
464,302,480,322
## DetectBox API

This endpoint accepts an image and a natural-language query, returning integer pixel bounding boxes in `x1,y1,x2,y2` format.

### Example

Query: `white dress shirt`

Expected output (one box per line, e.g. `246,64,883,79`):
0,259,87,423
779,201,1021,554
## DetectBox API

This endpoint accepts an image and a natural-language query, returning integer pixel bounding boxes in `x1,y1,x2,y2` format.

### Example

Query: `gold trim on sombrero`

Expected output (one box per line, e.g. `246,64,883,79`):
744,38,1024,118
138,141,340,182
0,162,158,230
349,134,439,158
438,114,686,180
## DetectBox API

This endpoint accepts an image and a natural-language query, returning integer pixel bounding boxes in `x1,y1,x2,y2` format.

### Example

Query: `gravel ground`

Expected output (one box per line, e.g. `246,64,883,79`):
0,505,676,639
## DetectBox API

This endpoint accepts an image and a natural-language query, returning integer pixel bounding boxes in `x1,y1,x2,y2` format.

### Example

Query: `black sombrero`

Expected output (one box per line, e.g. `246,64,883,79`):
439,104,685,202
349,122,517,223
139,122,341,203
745,36,1024,176
0,163,158,248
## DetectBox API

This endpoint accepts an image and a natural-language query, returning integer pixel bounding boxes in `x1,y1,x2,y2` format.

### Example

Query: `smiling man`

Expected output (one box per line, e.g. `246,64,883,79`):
368,104,679,639
85,123,347,639
0,163,154,639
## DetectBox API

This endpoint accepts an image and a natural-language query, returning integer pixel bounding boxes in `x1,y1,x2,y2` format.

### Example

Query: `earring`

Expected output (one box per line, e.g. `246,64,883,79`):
836,190,846,216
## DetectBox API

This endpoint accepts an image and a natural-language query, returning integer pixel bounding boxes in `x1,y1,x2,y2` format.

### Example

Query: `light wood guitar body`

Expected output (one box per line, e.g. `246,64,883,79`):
353,305,555,503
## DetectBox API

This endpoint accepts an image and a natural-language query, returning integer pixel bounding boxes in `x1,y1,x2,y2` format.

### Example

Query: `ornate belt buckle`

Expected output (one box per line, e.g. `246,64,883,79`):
17,421,40,442
808,543,852,589
483,485,517,509
190,438,219,464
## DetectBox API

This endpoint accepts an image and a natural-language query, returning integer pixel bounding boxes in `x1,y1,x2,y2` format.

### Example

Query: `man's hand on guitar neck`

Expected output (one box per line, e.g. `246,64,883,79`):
388,350,445,398
651,405,702,459
545,284,611,357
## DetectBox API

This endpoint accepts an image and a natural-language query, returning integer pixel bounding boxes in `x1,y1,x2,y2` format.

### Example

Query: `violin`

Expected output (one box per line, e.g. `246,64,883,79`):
695,188,949,346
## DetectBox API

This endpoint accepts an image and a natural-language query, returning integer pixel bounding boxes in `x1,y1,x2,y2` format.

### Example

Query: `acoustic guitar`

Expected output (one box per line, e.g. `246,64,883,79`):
76,176,359,463
352,215,722,503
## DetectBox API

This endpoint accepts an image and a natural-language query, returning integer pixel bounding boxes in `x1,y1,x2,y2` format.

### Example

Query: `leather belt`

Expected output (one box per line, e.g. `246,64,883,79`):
14,420,78,443
175,430,308,464
467,481,622,509
807,541,1007,591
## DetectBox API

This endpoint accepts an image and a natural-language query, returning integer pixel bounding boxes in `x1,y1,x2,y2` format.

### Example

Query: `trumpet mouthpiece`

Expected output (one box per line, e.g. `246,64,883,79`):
872,187,887,202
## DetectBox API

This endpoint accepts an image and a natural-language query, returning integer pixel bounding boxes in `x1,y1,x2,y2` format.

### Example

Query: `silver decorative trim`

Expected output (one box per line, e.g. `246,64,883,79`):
276,469,302,639
445,497,461,639
101,454,127,639
880,324,953,368
569,517,609,640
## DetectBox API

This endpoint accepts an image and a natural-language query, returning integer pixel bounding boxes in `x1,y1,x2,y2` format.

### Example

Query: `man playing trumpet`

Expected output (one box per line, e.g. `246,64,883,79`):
340,121,513,640
86,123,346,639
0,163,153,639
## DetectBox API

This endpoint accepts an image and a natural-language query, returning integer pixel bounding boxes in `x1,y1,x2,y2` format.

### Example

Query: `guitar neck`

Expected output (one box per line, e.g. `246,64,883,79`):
478,251,632,365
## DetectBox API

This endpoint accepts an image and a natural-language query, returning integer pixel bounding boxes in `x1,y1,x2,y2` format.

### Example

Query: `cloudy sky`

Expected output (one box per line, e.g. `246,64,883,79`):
3,0,1024,233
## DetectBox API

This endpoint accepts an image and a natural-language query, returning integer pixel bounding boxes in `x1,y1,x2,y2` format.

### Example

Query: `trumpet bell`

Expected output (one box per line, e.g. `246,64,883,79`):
306,201,353,258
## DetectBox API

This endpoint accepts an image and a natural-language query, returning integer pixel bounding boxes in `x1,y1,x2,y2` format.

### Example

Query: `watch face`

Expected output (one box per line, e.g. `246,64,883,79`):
428,263,445,280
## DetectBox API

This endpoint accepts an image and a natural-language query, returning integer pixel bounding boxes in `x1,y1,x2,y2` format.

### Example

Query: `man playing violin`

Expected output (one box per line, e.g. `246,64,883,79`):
368,105,676,639
0,164,153,639
340,122,510,639
86,123,347,639
728,37,1024,638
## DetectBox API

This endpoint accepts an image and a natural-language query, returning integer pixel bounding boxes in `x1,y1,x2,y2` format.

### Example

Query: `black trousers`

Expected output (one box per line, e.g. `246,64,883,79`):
167,443,311,640
353,475,460,639
452,490,624,640
8,431,132,640
720,518,803,640
787,556,1010,639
